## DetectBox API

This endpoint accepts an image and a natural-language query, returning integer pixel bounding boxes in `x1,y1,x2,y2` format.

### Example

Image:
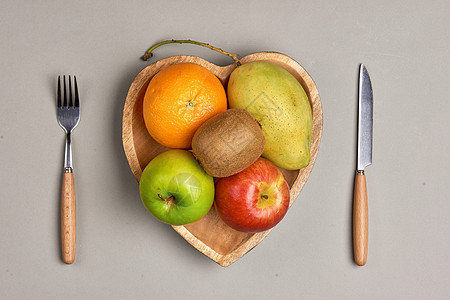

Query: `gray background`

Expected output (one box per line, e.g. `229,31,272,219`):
1,0,449,299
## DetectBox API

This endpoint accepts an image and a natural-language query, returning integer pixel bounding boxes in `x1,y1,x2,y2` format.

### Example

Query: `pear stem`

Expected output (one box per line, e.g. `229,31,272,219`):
141,39,241,64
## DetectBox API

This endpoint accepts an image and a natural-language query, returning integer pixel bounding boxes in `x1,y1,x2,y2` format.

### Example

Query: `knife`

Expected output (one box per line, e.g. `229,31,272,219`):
353,64,373,266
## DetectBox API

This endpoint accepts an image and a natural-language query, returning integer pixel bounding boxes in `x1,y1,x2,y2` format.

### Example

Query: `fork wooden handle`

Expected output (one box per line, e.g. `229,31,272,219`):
353,172,368,266
61,171,76,264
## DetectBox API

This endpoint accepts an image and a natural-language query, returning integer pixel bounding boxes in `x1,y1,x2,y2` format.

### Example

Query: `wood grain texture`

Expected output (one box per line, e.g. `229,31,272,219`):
122,52,323,267
353,173,368,266
61,172,76,264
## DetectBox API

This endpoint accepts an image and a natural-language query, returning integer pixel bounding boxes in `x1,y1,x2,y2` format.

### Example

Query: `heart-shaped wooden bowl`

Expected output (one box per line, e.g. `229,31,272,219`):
122,52,322,267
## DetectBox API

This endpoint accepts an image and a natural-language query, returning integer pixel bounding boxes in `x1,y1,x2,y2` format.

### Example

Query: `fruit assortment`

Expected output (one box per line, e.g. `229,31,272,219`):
137,41,313,233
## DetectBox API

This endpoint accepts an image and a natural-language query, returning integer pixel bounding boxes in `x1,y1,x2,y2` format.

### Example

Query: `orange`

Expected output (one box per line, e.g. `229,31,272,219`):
143,63,227,149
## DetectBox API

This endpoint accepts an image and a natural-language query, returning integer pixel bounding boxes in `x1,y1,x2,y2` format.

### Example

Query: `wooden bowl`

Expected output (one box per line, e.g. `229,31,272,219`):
122,52,323,267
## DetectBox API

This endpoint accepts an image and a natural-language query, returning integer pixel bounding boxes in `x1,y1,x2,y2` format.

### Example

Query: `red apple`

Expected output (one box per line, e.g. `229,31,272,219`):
214,157,290,232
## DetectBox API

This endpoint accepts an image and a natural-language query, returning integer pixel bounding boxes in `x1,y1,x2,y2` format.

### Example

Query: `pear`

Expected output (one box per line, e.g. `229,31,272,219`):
227,61,312,170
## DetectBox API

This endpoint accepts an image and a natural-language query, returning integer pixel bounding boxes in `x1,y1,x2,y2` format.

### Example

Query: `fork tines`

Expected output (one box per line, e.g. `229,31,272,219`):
58,75,79,108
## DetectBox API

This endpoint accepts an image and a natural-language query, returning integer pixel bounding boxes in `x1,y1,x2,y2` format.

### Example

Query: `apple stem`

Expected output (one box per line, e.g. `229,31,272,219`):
158,193,176,203
261,195,269,200
141,39,241,65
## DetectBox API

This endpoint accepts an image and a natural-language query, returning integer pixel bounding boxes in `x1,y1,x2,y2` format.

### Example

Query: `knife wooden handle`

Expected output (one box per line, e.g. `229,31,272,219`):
353,172,368,266
61,171,76,264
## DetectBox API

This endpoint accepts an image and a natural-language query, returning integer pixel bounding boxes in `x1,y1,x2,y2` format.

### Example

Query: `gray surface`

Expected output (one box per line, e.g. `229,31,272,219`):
1,0,449,299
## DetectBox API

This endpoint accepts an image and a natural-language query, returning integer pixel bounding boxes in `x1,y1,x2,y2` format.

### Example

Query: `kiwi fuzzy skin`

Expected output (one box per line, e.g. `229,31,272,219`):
192,108,265,178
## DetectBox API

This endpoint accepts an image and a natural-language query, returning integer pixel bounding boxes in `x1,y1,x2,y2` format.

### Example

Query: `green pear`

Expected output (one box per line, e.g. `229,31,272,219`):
227,61,312,170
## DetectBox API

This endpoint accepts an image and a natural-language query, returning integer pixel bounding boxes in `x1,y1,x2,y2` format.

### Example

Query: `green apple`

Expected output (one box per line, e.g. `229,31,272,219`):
139,149,214,225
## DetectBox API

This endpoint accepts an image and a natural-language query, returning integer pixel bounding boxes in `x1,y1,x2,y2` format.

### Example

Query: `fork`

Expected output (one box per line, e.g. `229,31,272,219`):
57,75,80,264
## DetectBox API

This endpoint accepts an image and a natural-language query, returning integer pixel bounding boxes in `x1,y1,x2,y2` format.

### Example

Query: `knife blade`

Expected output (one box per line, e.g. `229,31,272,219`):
353,64,373,266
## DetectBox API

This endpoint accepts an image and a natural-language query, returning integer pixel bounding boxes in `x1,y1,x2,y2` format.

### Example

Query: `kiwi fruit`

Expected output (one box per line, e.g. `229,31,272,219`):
192,108,265,177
